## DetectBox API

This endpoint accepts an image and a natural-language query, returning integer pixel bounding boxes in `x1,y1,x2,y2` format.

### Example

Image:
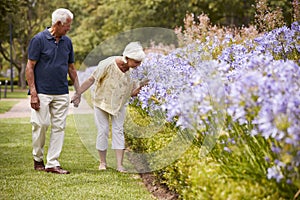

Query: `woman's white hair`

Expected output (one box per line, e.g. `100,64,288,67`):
52,8,73,25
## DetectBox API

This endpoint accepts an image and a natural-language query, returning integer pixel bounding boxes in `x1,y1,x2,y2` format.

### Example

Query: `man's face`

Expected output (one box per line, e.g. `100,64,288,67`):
57,17,72,36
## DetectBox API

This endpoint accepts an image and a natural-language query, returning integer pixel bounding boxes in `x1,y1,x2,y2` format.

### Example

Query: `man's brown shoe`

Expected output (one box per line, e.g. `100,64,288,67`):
34,160,45,171
45,166,70,174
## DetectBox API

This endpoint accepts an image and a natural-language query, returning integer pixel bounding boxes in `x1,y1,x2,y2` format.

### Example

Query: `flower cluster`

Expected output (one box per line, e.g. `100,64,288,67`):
254,21,300,61
130,21,300,185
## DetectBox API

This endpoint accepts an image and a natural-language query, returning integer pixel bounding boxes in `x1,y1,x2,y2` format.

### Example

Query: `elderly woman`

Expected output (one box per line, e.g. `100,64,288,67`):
71,42,147,172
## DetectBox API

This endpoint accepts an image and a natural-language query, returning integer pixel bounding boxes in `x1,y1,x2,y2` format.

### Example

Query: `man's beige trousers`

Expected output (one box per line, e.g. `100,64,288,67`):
31,94,69,168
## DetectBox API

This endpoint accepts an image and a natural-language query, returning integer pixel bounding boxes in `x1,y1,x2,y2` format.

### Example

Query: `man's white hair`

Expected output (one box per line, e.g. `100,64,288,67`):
52,8,73,26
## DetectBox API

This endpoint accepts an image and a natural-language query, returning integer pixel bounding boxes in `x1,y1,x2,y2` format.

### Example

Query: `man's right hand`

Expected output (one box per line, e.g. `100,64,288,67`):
30,95,40,110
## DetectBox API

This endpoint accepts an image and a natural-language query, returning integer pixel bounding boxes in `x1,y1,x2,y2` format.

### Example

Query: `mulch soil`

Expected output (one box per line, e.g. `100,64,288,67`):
140,173,178,200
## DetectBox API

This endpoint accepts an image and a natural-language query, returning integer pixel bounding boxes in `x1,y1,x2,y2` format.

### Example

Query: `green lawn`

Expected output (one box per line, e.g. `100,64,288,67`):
0,116,155,200
0,89,27,113
0,100,19,113
0,88,28,99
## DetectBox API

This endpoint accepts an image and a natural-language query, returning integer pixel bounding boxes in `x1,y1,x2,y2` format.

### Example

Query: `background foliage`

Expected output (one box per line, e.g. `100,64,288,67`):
0,0,296,88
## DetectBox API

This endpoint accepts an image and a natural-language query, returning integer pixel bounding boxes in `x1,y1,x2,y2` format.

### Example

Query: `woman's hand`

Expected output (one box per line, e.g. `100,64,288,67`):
71,93,81,107
139,79,149,87
131,79,149,96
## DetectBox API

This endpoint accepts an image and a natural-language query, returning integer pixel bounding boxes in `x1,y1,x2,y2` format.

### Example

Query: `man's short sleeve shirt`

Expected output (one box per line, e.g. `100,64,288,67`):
28,28,74,94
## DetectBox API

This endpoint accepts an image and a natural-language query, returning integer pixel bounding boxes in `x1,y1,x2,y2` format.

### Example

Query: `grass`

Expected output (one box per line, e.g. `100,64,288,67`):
0,116,155,200
0,88,28,99
0,88,27,113
0,100,19,113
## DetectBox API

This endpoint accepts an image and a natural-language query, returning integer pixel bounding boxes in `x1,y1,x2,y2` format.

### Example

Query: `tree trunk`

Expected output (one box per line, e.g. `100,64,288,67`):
19,44,27,89
19,62,26,89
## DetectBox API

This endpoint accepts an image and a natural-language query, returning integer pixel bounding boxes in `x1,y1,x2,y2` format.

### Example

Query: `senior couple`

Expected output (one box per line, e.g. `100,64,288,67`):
26,8,147,174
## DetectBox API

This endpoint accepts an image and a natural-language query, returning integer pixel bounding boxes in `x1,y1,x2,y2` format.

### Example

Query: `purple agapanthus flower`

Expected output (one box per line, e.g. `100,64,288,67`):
267,166,284,183
129,23,300,184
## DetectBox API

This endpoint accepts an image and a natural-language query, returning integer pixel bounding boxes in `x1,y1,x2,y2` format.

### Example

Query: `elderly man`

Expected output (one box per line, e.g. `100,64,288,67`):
26,8,80,174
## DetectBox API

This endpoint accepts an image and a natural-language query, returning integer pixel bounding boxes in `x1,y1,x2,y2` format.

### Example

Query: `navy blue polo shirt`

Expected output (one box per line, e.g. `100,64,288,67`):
28,28,74,95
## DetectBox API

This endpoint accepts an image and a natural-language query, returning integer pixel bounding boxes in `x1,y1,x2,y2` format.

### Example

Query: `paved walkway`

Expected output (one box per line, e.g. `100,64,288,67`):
0,91,93,119
0,97,31,118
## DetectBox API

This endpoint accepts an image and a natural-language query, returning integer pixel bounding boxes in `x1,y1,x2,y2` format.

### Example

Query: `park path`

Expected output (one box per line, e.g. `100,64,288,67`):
0,91,93,119
0,97,31,118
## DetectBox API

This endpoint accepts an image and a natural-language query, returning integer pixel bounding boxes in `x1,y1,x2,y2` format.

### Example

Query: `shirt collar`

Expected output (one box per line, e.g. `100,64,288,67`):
44,27,65,41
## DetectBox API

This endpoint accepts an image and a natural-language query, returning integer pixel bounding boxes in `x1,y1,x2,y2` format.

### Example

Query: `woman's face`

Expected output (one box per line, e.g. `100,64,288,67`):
127,58,142,69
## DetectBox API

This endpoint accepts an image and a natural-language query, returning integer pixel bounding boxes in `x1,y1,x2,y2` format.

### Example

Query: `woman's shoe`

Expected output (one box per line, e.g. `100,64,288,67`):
117,167,127,173
98,164,107,170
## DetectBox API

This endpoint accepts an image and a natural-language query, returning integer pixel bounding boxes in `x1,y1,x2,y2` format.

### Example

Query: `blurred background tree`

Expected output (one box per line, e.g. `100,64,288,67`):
0,0,297,88
0,0,55,88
